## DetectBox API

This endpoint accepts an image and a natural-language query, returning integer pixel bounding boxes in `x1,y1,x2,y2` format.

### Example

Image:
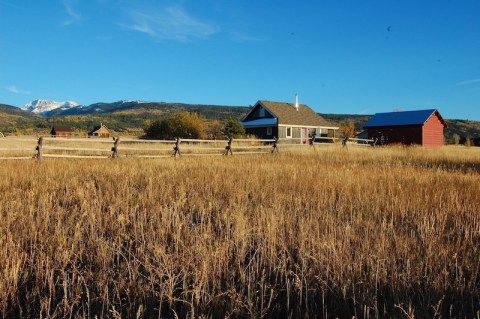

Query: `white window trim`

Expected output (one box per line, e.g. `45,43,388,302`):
266,127,272,135
286,126,292,138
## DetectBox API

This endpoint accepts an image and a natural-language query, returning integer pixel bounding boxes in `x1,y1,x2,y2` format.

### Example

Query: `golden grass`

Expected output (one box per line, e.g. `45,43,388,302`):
0,146,479,318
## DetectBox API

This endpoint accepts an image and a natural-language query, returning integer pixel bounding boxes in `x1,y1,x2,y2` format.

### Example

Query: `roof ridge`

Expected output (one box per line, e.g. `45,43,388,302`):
373,108,437,115
364,109,446,128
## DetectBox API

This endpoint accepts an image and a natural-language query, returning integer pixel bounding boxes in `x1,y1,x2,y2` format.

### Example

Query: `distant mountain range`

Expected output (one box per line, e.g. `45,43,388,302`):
21,99,157,117
1,100,250,135
22,99,80,115
1,99,479,145
19,99,248,118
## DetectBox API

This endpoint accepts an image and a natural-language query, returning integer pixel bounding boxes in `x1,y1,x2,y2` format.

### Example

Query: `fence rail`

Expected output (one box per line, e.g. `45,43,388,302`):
0,134,376,161
278,135,377,147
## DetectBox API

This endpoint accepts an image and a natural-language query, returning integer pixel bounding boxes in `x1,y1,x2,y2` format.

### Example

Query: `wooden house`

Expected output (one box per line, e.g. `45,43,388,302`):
88,123,110,138
241,100,338,143
51,125,72,137
363,109,447,147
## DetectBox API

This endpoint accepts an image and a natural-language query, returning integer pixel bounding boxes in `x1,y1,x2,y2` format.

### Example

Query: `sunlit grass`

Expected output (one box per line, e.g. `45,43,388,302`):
0,146,479,318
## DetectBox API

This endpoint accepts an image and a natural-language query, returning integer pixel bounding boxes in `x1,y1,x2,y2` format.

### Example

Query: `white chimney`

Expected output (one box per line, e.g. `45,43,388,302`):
295,93,299,111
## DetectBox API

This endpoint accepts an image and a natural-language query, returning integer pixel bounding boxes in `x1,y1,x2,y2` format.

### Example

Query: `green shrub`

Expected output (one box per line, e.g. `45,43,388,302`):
222,118,245,138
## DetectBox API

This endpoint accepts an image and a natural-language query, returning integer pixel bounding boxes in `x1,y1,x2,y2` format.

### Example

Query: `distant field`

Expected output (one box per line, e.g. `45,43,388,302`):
0,146,479,318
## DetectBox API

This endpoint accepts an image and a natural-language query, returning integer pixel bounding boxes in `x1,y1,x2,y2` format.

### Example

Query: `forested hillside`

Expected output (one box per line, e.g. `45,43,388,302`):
0,102,250,136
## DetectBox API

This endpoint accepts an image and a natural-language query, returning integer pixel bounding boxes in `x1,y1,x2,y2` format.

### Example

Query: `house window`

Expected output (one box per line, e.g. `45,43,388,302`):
266,127,272,135
286,127,292,138
259,107,265,117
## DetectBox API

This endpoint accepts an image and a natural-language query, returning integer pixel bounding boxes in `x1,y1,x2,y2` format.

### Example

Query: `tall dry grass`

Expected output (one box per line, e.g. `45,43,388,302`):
0,146,479,318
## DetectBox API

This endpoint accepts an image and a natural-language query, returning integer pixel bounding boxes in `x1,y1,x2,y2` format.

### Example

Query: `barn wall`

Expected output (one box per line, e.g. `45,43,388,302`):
51,131,72,137
367,125,423,145
423,114,445,147
98,127,110,138
89,127,110,138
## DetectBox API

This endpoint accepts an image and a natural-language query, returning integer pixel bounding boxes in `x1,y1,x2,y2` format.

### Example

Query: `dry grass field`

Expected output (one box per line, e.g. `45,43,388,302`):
0,145,479,318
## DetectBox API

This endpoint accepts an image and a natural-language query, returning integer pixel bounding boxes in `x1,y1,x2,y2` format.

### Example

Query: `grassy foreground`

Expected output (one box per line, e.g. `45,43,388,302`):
0,146,479,318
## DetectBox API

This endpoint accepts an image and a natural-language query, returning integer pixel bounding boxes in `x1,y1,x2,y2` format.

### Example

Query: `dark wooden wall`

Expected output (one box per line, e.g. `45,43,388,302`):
367,125,423,145
245,126,278,139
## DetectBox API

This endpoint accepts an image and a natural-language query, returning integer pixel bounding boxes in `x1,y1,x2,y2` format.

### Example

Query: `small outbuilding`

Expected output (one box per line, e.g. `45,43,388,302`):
51,126,72,137
88,123,110,138
363,109,447,147
241,100,338,143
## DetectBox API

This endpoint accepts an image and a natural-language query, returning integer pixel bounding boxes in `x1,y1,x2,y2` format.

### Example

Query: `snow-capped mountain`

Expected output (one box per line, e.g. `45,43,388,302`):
22,99,81,115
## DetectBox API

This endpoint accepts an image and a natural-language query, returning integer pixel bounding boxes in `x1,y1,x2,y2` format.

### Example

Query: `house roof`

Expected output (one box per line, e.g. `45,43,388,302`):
88,123,109,134
52,125,72,132
246,100,335,127
363,109,447,128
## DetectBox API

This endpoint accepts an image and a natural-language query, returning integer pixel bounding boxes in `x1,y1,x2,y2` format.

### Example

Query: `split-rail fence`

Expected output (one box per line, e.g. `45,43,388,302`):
0,135,376,161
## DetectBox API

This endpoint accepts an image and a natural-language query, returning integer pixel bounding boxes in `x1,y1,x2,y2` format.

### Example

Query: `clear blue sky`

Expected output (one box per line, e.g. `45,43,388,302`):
1,0,479,120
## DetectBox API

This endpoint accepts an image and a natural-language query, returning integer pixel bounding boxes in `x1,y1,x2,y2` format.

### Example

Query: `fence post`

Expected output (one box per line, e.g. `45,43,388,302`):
309,134,316,147
342,136,349,149
372,138,378,148
173,138,182,158
111,137,120,158
35,137,43,162
271,137,279,154
224,137,233,156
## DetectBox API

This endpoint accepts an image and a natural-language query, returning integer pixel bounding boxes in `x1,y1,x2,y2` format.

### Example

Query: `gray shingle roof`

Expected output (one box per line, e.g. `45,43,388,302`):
258,100,335,127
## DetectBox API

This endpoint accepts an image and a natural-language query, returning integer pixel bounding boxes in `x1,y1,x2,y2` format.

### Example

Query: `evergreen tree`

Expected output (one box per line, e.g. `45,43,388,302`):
222,118,245,138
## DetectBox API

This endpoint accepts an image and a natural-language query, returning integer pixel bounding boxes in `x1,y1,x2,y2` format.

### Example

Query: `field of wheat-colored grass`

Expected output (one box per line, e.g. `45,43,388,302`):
0,146,479,318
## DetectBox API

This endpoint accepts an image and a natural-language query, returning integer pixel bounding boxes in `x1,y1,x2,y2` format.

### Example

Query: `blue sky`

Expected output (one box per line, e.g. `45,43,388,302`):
1,0,479,120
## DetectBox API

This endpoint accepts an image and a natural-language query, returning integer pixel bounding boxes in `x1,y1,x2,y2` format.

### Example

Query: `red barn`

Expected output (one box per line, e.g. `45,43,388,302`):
363,109,447,147
51,126,72,137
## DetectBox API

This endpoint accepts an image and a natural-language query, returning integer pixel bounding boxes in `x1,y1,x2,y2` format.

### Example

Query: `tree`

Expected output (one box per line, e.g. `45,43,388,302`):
452,133,460,145
465,136,473,147
143,112,206,139
222,118,245,138
206,120,224,139
340,121,356,138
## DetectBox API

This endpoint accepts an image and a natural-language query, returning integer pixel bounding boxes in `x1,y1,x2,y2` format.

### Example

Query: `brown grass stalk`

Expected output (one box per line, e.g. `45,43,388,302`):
0,146,479,318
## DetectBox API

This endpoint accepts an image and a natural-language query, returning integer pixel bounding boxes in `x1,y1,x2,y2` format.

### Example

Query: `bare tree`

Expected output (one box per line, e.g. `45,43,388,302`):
452,133,460,145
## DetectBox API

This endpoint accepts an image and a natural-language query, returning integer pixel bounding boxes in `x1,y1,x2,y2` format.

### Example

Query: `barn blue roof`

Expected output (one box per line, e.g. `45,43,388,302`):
364,109,445,127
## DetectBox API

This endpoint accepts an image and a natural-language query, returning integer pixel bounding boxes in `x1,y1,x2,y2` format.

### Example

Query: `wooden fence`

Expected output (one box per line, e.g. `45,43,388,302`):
314,136,377,147
277,136,377,147
0,136,278,161
0,135,376,161
0,137,39,160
